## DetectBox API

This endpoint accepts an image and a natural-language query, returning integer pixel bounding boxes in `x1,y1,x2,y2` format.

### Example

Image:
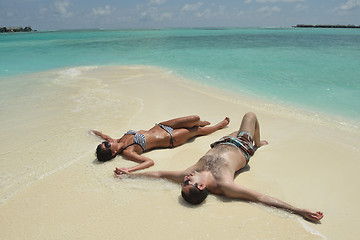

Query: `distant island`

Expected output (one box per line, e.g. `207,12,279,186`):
293,24,360,28
0,26,37,33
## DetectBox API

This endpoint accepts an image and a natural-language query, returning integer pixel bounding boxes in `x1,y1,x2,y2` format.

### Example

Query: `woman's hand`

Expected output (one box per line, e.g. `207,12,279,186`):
90,130,114,141
114,167,131,177
91,130,101,135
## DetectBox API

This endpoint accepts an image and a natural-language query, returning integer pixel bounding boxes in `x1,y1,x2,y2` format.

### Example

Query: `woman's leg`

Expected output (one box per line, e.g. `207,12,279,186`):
159,115,210,129
171,117,230,146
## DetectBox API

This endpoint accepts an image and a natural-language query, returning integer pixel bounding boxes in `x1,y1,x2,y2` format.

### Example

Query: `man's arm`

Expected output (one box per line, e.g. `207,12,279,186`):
114,168,186,183
220,183,324,222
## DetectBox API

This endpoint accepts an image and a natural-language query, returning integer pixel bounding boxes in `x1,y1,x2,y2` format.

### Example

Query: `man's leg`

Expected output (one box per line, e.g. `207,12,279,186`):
230,112,266,148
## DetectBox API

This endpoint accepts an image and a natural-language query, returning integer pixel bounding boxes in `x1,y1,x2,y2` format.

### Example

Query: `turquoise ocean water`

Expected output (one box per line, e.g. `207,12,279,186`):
1,28,359,123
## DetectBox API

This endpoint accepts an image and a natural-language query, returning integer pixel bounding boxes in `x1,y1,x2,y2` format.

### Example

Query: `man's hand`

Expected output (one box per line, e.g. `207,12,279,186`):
300,210,324,222
114,167,131,177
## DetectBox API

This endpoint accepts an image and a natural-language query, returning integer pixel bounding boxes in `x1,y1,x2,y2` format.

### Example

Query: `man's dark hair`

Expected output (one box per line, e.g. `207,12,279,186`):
181,185,209,205
96,144,115,162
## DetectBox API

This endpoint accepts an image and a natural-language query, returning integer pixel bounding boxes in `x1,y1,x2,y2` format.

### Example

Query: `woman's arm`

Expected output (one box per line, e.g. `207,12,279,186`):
91,130,114,141
221,183,324,222
120,152,155,173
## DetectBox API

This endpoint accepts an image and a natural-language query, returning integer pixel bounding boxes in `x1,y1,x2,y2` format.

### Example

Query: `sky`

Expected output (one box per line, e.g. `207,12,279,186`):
1,0,360,30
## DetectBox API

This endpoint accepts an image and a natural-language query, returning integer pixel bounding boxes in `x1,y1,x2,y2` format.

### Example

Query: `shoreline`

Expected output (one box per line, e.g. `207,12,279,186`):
0,65,359,239
2,64,358,133
154,65,360,134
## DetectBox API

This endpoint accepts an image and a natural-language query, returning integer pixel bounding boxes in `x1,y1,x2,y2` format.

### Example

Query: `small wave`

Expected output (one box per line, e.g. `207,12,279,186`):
298,219,328,240
0,150,94,205
251,203,328,239
57,66,98,79
58,68,82,78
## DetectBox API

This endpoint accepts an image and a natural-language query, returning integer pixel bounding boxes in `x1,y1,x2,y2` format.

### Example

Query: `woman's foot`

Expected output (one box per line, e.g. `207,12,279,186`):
198,120,211,127
217,117,230,129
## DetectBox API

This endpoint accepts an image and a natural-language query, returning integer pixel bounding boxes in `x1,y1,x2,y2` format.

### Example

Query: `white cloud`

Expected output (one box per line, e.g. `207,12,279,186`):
136,0,171,22
140,7,156,20
181,2,203,12
295,4,307,11
330,0,360,14
140,6,172,21
244,0,304,4
340,0,360,10
258,6,281,12
238,10,245,16
195,9,211,18
217,5,226,15
159,12,172,21
180,3,226,20
256,0,303,2
92,5,115,16
248,0,305,3
148,0,167,5
39,7,48,15
257,6,281,16
54,0,72,18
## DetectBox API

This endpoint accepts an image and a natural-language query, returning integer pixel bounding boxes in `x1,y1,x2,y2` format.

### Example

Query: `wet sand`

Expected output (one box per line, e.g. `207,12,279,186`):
0,66,359,239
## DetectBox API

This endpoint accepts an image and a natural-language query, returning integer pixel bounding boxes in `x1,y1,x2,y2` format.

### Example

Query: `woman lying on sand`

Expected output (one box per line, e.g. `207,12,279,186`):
92,115,230,172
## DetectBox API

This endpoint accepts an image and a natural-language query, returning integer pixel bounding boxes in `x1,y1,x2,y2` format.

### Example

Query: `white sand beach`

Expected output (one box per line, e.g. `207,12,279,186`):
0,66,359,239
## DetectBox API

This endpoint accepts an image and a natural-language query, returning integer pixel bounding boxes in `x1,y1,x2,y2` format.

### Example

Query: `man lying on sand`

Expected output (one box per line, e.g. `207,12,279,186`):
114,112,324,222
92,115,229,172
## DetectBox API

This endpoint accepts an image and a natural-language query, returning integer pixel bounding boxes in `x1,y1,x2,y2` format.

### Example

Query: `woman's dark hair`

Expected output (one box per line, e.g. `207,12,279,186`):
181,185,209,205
96,144,115,162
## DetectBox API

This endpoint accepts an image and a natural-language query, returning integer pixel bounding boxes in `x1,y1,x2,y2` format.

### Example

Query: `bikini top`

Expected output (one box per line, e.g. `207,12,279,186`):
121,130,146,152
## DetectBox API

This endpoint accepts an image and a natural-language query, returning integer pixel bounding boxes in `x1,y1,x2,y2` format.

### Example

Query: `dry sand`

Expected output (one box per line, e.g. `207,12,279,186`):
0,66,359,239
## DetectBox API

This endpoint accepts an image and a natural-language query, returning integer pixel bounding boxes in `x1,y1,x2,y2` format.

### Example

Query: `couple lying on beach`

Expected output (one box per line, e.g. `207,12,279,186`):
92,112,324,222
